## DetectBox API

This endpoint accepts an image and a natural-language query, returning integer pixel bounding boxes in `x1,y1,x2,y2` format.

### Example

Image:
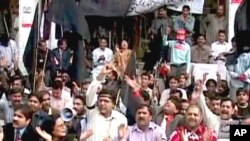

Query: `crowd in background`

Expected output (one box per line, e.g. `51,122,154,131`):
0,1,249,141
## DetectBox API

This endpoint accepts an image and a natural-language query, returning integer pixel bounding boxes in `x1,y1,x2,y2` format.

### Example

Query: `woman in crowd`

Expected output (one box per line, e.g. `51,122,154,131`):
36,116,93,141
113,40,132,77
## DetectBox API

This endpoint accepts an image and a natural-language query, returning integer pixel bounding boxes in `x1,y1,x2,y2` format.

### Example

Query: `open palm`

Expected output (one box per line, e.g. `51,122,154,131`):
80,129,93,141
36,127,52,141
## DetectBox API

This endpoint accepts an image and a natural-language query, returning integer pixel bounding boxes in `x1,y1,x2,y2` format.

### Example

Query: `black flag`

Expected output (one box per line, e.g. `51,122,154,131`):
120,52,137,125
46,0,90,83
46,0,90,41
79,0,132,17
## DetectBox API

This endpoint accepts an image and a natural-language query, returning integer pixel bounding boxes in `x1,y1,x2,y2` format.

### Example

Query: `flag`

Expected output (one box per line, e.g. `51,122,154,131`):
46,0,90,83
79,0,132,16
46,0,90,41
23,4,39,75
120,52,137,125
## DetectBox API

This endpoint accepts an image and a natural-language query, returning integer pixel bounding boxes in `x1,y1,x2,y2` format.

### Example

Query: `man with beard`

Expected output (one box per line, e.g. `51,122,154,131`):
0,87,23,124
169,104,217,141
144,6,173,71
40,90,59,116
35,40,52,87
1,104,40,141
27,91,50,129
197,92,244,140
117,104,167,141
68,95,87,139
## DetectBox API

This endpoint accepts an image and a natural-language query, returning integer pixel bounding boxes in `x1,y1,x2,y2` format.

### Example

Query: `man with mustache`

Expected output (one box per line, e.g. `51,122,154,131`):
196,92,244,140
118,104,167,141
85,64,127,141
0,87,23,124
169,104,217,141
1,104,40,141
40,90,59,116
68,95,87,139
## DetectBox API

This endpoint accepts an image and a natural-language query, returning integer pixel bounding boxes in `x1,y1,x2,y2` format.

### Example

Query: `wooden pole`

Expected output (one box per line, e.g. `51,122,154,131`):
114,89,121,110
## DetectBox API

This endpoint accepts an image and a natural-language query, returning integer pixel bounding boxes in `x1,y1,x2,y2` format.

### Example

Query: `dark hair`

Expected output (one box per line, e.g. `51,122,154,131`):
141,72,150,80
98,89,117,104
99,37,108,42
236,88,248,96
52,80,63,90
10,74,25,86
14,104,34,120
136,104,154,115
220,97,235,108
74,95,86,105
57,38,67,46
40,116,61,135
218,30,226,35
169,76,178,82
38,39,46,46
28,91,44,103
170,89,183,99
218,80,229,97
196,34,206,40
205,79,217,87
140,90,150,103
39,90,50,96
210,96,221,101
168,96,182,111
158,6,167,11
10,87,23,95
182,5,190,11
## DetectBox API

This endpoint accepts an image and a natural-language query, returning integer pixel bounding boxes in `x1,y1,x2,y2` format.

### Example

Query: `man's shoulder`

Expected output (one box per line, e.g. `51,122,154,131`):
51,48,58,53
113,110,127,121
105,48,113,53
92,47,100,53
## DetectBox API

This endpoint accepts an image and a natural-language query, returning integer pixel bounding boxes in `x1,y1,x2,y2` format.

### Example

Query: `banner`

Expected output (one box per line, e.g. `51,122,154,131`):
167,0,205,14
127,0,179,16
19,0,39,76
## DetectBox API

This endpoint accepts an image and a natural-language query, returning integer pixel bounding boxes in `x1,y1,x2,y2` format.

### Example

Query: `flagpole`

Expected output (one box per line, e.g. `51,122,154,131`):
32,0,42,91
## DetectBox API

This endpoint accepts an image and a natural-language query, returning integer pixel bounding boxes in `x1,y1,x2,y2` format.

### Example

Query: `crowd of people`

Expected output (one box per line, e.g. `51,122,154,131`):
0,1,250,141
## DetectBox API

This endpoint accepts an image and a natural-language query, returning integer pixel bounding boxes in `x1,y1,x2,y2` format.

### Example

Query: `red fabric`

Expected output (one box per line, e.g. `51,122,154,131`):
169,124,217,141
133,91,141,97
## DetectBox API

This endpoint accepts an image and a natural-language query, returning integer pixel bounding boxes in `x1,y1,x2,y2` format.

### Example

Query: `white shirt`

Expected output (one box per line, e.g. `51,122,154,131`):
85,79,127,141
86,108,127,141
211,41,231,58
159,88,187,106
92,47,113,79
49,89,73,110
0,40,19,70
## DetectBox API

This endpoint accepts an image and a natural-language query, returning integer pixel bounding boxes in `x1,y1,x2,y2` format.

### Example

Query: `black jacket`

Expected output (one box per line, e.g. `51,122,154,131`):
3,123,40,141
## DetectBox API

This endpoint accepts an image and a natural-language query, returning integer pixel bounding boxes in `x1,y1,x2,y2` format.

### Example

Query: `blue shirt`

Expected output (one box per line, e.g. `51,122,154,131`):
163,36,191,73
